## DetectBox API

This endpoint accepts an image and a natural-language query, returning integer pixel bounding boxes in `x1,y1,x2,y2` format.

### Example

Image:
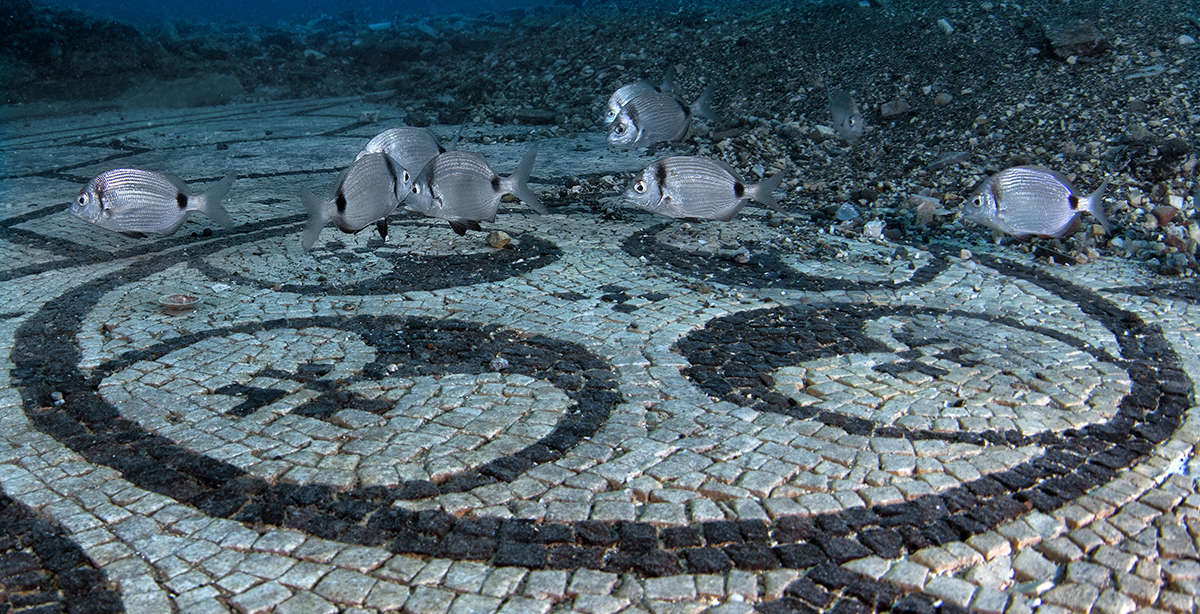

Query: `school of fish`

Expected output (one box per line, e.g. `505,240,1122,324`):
68,69,1111,246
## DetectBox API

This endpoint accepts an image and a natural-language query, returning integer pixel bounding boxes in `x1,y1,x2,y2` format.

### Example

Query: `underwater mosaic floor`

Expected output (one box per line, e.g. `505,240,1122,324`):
2,98,1200,614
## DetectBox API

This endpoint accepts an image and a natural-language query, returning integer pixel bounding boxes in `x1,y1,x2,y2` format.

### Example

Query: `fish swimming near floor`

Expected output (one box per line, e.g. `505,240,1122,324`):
70,169,234,237
404,147,544,235
356,127,445,178
403,148,543,234
828,87,865,143
622,156,784,221
961,165,1110,238
608,87,717,149
302,153,412,250
601,67,677,126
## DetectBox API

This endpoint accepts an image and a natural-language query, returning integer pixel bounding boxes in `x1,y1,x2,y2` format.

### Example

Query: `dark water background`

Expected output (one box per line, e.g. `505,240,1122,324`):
31,0,573,24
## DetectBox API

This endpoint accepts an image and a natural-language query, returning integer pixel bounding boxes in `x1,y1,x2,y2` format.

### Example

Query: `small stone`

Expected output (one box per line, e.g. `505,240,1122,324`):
937,18,955,34
358,111,379,123
959,248,973,260
933,92,953,106
1153,205,1178,226
880,99,912,118
835,203,859,221
490,356,510,371
487,230,512,249
1179,34,1197,46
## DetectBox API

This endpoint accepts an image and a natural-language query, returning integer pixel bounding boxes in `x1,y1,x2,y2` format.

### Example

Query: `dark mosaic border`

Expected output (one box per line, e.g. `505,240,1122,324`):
1103,281,1200,304
676,303,1120,447
5,215,1192,612
621,222,948,291
0,492,123,614
189,220,561,295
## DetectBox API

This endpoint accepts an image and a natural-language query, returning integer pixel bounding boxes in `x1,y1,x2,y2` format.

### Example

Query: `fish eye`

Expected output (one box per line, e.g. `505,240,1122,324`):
847,117,857,127
615,124,626,134
77,195,85,205
412,184,420,194
634,180,647,194
402,170,410,182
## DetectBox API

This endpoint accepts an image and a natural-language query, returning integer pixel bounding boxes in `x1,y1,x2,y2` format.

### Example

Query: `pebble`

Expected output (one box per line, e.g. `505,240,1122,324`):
835,203,860,221
1179,34,1197,46
959,249,973,260
880,99,912,118
863,219,885,239
937,18,955,34
933,92,953,106
489,356,510,371
487,231,512,249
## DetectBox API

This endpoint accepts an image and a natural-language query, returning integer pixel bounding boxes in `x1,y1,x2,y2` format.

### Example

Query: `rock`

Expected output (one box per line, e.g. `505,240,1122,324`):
487,230,512,249
490,356,510,371
933,92,953,106
1179,34,1197,46
879,99,912,118
835,203,859,221
303,48,326,60
1153,205,1178,227
863,220,884,239
514,108,557,125
937,18,955,34
1044,21,1108,59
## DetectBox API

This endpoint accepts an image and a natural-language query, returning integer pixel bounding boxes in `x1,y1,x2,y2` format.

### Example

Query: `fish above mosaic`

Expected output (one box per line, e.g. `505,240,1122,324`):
70,169,234,237
623,155,784,221
962,165,1111,239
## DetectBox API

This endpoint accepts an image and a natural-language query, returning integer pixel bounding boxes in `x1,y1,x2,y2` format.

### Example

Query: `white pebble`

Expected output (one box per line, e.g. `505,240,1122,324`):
937,18,954,34
1179,34,1197,46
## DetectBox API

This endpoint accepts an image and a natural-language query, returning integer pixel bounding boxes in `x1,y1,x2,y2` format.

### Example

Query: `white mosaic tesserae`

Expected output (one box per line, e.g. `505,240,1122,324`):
5,96,1200,614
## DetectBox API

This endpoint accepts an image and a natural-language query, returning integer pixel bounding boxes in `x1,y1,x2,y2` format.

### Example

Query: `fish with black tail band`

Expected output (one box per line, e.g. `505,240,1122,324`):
404,147,543,235
70,169,234,237
602,67,677,126
608,87,717,149
622,156,784,221
302,153,412,251
356,127,445,178
828,87,865,143
962,165,1110,239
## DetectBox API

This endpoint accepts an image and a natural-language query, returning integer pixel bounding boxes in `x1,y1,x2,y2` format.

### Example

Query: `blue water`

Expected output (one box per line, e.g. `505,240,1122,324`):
34,0,564,24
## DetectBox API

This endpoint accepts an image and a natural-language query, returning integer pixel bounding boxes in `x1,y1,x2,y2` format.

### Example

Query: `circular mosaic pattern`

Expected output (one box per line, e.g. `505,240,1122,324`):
192,220,561,295
677,303,1130,444
4,102,1197,613
622,222,948,291
99,326,571,488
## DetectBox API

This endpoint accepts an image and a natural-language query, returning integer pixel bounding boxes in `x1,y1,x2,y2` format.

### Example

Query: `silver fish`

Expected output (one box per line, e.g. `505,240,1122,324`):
404,147,543,235
608,88,717,149
355,127,445,177
962,165,1110,238
602,67,677,126
622,156,784,221
828,87,865,143
71,169,234,237
302,153,412,250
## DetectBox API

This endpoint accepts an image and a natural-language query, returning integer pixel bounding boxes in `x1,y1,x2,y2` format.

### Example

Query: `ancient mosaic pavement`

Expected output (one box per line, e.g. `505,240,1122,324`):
2,98,1199,614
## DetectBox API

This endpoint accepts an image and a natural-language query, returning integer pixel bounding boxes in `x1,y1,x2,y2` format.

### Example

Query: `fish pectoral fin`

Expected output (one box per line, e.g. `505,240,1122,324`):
375,219,389,239
449,221,470,236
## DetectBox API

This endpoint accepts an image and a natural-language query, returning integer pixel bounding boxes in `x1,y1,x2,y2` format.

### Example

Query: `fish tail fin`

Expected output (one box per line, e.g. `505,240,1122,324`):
750,172,785,208
1083,178,1111,234
503,146,545,214
690,87,719,123
301,186,328,251
199,173,235,228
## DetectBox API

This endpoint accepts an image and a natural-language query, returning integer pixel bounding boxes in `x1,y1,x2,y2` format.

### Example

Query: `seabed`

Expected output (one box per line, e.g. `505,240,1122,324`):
2,98,1199,613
